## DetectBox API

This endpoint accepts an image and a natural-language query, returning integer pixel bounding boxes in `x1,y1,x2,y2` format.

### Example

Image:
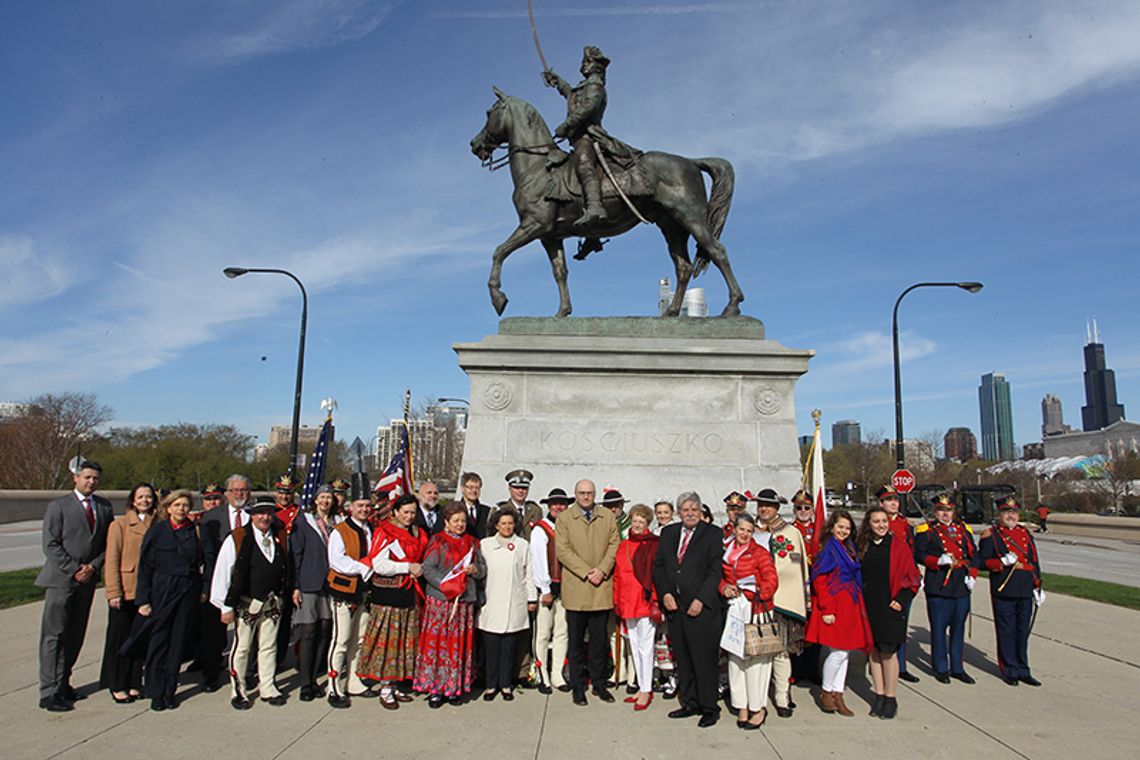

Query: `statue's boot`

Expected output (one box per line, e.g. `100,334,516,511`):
574,173,606,228
574,237,605,261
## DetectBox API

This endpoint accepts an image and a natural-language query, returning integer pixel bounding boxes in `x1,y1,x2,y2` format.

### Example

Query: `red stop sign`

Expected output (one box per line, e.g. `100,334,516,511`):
891,469,916,494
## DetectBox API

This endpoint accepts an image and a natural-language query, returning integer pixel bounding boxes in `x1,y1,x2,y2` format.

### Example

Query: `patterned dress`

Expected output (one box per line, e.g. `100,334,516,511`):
356,521,427,683
413,531,484,697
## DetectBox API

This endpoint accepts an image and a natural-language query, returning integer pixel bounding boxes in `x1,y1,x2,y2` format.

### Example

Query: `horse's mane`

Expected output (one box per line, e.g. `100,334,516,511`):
504,95,553,139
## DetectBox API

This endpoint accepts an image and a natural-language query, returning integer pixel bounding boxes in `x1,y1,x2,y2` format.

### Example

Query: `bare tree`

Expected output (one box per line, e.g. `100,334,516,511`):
0,392,113,489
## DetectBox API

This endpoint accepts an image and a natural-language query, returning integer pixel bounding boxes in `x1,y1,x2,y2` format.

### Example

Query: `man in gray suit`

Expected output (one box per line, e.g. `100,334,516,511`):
36,460,113,711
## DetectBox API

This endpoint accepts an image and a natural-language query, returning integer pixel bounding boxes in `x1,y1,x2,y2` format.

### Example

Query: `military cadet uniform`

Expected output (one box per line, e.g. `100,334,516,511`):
497,469,544,540
979,497,1043,686
210,499,291,708
272,475,300,667
788,489,821,685
325,474,374,707
914,494,978,683
330,477,350,511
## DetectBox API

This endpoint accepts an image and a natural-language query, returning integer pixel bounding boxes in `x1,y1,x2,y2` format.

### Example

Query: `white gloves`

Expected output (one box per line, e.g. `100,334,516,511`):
1000,552,1017,567
964,575,976,591
938,553,953,567
1033,588,1046,606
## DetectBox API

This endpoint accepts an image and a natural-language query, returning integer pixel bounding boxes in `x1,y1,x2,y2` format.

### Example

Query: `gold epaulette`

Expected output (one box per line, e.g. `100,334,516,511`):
915,523,931,534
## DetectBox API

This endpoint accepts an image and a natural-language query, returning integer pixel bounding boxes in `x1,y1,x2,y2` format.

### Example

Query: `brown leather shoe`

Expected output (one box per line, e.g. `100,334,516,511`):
819,690,837,713
379,691,399,710
833,691,855,717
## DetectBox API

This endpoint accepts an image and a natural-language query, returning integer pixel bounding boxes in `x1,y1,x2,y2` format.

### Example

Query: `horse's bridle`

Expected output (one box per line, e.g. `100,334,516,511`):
480,141,564,172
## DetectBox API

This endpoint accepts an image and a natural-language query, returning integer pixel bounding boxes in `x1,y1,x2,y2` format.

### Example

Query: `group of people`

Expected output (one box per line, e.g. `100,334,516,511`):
35,460,1044,729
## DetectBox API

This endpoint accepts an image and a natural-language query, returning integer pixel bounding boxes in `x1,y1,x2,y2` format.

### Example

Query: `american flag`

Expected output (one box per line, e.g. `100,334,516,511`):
374,421,413,500
299,417,334,510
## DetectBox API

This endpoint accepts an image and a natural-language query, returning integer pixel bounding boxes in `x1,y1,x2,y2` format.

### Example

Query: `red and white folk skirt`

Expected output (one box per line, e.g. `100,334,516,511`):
413,597,476,697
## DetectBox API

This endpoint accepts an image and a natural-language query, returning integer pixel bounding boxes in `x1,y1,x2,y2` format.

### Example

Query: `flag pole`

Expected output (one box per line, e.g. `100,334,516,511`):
403,388,414,491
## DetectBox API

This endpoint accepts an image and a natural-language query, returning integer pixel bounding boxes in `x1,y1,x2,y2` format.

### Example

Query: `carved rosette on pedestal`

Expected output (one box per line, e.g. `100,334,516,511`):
453,317,813,514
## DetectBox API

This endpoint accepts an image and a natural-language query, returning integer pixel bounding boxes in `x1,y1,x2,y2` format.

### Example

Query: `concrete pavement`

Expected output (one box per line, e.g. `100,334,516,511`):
0,584,1135,760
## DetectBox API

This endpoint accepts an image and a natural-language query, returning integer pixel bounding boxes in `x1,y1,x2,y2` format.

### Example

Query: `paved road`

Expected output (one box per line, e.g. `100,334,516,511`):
5,520,1138,587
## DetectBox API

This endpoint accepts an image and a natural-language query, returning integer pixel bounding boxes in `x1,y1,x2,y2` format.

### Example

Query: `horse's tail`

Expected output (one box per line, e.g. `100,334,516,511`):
692,157,734,277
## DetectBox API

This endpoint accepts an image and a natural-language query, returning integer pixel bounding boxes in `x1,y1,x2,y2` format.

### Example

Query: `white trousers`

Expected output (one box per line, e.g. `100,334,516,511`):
229,596,282,700
727,652,774,712
624,616,657,694
327,599,367,698
770,650,792,708
609,614,639,686
822,647,851,693
533,598,569,688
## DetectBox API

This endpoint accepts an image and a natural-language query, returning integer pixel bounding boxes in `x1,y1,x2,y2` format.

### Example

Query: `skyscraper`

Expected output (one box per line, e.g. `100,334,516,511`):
1081,320,1126,431
831,420,861,447
979,372,1015,461
1041,393,1070,437
944,427,977,461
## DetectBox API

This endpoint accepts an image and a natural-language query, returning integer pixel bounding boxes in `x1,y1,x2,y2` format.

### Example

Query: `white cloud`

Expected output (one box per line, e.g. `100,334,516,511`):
823,329,936,373
199,0,395,64
0,236,76,309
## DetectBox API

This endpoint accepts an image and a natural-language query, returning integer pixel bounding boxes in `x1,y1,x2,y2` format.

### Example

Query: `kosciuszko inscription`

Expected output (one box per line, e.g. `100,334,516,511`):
538,429,726,457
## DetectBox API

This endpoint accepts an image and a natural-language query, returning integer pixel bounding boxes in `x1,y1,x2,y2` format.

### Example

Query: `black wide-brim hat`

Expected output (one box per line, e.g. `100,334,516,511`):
245,499,278,515
753,488,785,507
541,487,572,505
600,489,625,506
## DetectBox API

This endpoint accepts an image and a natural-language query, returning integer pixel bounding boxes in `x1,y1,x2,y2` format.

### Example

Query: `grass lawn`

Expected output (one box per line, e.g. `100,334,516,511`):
0,568,43,610
1041,573,1140,611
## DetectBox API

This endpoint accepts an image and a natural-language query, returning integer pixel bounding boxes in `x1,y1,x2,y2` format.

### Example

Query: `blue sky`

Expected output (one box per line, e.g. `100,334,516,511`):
2,0,1137,455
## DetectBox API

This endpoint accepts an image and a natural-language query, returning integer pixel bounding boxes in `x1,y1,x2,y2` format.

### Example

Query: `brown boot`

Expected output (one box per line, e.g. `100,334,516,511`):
819,690,837,713
833,690,855,717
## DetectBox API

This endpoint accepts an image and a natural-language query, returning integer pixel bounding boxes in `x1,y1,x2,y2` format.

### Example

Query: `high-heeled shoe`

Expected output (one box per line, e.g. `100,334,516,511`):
110,691,133,704
634,694,653,712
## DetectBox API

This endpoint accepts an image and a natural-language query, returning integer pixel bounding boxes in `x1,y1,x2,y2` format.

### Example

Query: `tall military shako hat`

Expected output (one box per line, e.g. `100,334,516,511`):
601,488,626,506
201,482,223,499
875,485,899,500
245,498,277,515
997,495,1021,511
790,489,812,507
506,469,534,489
540,487,573,505
274,474,297,493
581,45,610,73
930,493,956,510
350,472,372,502
753,488,784,507
329,477,350,495
723,491,747,508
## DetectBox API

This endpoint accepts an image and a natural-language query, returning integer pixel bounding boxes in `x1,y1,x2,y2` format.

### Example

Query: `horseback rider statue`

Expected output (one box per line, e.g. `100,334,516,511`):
542,46,611,229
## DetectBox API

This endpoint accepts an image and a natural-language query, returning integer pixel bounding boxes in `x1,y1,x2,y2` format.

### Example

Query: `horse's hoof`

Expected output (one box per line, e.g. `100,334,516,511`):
554,307,572,318
720,303,741,317
491,291,509,316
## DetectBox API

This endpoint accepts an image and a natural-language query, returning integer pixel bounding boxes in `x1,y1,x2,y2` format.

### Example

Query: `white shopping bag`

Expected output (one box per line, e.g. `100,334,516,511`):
719,596,750,658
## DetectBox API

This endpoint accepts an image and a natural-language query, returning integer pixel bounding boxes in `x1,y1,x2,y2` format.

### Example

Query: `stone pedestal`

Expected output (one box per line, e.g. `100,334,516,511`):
453,317,813,510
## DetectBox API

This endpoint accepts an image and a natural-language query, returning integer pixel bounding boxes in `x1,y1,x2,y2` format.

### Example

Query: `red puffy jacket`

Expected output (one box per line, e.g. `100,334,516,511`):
719,540,779,615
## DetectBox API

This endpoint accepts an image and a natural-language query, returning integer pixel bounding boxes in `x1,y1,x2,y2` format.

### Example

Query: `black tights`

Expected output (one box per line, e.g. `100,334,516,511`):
296,620,332,687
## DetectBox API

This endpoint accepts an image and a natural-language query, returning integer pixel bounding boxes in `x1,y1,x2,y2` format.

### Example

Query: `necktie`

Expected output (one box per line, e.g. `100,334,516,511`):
678,527,692,561
82,498,95,531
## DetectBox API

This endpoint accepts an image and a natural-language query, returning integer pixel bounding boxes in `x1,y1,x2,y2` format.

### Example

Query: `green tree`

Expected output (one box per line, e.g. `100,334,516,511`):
87,423,255,490
0,392,113,489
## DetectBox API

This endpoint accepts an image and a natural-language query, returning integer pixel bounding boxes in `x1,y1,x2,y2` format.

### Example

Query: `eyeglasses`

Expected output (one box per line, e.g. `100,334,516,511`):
794,506,812,511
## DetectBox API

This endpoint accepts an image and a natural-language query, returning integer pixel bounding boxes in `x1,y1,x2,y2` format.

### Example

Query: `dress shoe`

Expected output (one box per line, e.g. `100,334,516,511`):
428,695,444,709
898,671,920,683
538,684,553,695
394,690,413,702
880,696,898,720
592,687,615,703
110,691,133,704
668,707,697,719
447,695,464,706
775,705,793,718
164,694,179,710
572,690,588,706
869,693,883,716
299,685,315,702
379,692,399,710
60,685,86,701
201,678,224,693
662,687,677,700
311,684,326,699
556,684,572,693
483,689,499,702
935,672,951,684
736,719,749,729
502,690,515,702
1003,676,1020,686
40,695,74,712
698,712,720,728
150,698,166,712
327,694,351,709
951,671,975,685
634,694,653,712
262,695,287,706
231,695,253,710
788,696,796,709
833,691,855,717
626,683,639,695
623,695,638,704
1019,675,1042,687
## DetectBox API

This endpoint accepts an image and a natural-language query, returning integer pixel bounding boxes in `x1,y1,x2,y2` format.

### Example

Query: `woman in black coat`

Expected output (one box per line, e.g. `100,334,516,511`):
133,489,203,711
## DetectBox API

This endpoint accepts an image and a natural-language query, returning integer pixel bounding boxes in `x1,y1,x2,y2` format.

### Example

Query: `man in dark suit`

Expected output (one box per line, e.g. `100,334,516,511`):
198,473,251,690
654,491,724,727
456,472,491,538
35,460,113,711
412,480,446,536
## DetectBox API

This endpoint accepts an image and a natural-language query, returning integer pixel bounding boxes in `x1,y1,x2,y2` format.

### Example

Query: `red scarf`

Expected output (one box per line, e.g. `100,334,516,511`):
365,520,428,566
624,529,659,593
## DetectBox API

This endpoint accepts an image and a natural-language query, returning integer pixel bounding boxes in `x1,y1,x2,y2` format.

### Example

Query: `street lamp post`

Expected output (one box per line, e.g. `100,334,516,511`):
892,281,983,473
224,266,308,480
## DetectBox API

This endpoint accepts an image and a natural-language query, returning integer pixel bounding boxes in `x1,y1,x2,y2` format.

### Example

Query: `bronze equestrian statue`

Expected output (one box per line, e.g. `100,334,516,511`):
470,47,744,318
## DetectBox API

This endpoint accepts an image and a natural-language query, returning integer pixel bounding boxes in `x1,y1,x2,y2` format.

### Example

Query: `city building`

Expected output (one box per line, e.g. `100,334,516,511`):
798,434,814,449
0,402,32,421
657,277,707,317
944,427,978,461
979,372,1015,461
1041,393,1071,437
375,416,465,486
886,438,935,471
1081,320,1126,431
268,424,326,457
831,420,861,447
1041,419,1140,459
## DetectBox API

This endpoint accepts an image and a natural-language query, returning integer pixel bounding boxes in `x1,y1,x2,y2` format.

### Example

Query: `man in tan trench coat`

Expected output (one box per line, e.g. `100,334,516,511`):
556,479,619,706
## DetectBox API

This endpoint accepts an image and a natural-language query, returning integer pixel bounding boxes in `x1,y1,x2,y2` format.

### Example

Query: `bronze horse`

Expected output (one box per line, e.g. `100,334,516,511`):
470,88,743,317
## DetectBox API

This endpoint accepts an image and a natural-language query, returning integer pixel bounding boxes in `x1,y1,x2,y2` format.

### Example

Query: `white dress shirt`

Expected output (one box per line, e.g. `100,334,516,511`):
210,524,275,615
327,518,374,581
530,518,555,595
